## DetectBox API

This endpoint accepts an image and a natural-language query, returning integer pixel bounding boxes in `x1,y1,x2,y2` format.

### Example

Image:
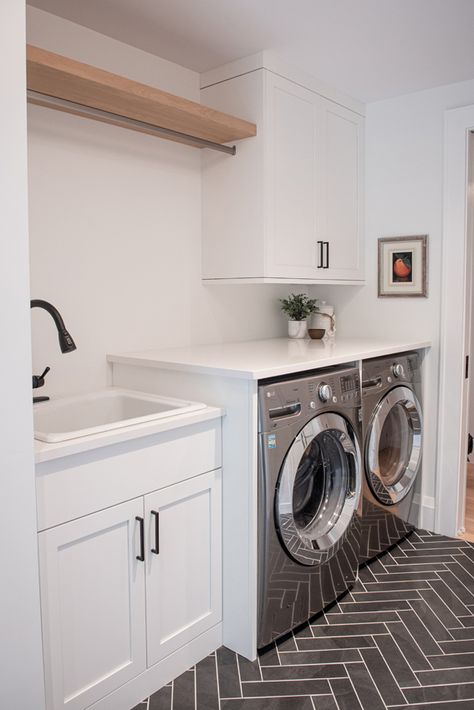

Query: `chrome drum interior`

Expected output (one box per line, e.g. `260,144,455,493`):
365,385,422,505
276,412,361,566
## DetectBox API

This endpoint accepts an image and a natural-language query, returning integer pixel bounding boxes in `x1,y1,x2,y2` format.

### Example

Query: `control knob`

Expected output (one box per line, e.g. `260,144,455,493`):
392,363,405,379
318,383,333,402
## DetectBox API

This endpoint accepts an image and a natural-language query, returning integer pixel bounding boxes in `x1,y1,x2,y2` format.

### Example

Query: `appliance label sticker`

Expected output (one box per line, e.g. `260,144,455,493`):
267,434,277,449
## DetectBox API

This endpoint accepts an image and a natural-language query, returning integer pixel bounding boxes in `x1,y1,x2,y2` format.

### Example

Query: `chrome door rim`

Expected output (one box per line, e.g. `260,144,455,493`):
366,386,422,505
276,412,361,566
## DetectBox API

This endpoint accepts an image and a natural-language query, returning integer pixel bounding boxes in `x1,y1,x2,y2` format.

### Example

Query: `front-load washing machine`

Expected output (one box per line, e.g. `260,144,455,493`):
257,365,362,648
360,351,423,564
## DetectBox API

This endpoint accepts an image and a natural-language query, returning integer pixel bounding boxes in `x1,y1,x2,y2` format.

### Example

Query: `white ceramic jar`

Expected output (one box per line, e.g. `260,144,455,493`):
311,302,336,338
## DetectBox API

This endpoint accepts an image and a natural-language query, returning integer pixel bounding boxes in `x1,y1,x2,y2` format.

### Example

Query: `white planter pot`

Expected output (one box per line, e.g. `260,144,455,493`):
288,320,308,339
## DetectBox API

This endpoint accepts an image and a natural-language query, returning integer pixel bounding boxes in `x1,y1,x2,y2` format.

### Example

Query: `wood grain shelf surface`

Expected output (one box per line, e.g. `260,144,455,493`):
26,45,257,148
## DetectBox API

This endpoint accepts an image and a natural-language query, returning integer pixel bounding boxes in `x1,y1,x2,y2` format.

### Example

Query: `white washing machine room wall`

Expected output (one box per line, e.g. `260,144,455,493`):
257,365,362,647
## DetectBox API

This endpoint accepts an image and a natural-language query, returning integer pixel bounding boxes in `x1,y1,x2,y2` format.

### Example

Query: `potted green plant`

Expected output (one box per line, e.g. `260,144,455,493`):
280,293,318,338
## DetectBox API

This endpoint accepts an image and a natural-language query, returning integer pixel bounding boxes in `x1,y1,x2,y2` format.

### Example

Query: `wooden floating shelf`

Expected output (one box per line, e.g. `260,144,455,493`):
26,45,257,152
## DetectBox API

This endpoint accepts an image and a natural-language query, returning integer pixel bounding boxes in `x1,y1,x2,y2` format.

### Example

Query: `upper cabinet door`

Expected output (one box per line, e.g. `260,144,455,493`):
201,67,365,284
265,74,321,279
145,469,222,667
316,100,364,281
39,499,147,710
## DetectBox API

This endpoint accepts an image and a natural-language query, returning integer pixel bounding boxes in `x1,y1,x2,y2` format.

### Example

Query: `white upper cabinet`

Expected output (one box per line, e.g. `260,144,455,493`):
201,65,365,284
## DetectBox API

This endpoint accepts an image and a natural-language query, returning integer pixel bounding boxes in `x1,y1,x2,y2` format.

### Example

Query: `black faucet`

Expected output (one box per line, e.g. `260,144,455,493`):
30,299,77,403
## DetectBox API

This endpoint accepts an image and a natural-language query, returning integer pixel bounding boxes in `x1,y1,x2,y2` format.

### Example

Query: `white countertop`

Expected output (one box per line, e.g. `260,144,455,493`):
35,405,223,464
108,337,431,381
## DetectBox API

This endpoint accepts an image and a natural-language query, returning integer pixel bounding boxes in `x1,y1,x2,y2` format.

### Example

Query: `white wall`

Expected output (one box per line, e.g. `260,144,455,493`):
0,2,46,707
27,8,290,399
312,78,474,524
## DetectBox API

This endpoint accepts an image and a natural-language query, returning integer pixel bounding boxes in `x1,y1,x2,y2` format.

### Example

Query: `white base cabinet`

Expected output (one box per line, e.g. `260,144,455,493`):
201,66,364,284
39,500,147,710
38,435,222,710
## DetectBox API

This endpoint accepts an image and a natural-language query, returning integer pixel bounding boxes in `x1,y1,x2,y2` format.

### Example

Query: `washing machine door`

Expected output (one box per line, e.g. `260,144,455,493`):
275,412,361,566
366,385,422,505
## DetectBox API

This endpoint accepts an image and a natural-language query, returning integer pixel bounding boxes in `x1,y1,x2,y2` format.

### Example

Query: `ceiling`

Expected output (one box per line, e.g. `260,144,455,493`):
27,0,474,102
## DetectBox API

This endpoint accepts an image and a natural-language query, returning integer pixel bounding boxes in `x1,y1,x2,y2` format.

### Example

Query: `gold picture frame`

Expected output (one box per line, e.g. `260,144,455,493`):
378,235,428,298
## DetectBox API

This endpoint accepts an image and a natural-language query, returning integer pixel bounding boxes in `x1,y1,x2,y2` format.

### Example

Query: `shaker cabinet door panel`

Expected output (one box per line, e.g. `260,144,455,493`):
145,469,222,667
317,100,364,280
266,74,321,279
39,499,146,710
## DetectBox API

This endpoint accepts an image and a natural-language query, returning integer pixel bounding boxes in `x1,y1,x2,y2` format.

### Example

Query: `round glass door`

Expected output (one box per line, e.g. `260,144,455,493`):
366,386,422,505
275,412,361,566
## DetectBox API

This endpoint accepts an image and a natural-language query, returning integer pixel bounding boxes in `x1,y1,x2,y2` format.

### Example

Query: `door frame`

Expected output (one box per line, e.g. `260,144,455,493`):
436,105,474,536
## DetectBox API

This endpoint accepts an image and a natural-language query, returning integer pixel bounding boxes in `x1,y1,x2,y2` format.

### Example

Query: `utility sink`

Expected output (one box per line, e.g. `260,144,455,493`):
33,388,206,443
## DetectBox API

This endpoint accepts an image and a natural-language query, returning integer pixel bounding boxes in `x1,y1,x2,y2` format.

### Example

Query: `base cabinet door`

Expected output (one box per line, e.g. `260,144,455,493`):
39,499,147,710
145,469,222,666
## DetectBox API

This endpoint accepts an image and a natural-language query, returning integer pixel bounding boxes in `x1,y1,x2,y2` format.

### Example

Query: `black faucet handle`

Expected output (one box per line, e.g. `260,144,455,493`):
32,366,51,389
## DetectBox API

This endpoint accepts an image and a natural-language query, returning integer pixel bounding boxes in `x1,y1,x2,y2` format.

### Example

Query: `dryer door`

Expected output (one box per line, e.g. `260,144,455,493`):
275,412,361,566
366,385,422,505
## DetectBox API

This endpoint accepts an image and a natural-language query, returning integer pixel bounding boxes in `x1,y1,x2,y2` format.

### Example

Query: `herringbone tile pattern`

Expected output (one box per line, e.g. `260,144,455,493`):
134,530,474,709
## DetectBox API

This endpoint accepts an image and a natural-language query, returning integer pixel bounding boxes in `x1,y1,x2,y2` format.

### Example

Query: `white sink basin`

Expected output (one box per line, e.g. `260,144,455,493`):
34,388,206,443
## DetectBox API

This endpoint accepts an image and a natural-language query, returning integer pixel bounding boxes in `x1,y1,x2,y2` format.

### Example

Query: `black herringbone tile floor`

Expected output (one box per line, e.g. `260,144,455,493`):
133,530,474,709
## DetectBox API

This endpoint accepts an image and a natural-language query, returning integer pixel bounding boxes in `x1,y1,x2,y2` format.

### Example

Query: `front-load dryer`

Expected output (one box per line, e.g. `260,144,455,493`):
257,365,362,648
360,351,423,564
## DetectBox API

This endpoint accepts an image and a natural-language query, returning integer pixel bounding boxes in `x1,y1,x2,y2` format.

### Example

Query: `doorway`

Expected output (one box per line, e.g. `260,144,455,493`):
463,462,474,540
460,130,474,541
436,107,474,538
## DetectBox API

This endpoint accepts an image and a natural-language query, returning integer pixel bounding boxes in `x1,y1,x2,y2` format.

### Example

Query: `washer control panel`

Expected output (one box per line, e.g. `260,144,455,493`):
340,373,360,400
362,351,421,398
308,371,360,405
258,366,361,432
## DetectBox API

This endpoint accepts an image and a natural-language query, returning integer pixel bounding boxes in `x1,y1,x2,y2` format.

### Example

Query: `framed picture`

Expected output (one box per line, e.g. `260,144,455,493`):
378,235,428,297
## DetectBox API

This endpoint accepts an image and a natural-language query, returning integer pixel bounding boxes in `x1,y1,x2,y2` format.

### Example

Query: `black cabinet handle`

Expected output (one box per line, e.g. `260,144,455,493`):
151,510,160,555
136,516,145,561
323,241,329,269
316,241,324,268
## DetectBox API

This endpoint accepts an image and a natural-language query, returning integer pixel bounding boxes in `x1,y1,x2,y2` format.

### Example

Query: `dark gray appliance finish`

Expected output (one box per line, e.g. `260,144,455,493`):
257,365,363,648
360,351,423,563
135,530,474,710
